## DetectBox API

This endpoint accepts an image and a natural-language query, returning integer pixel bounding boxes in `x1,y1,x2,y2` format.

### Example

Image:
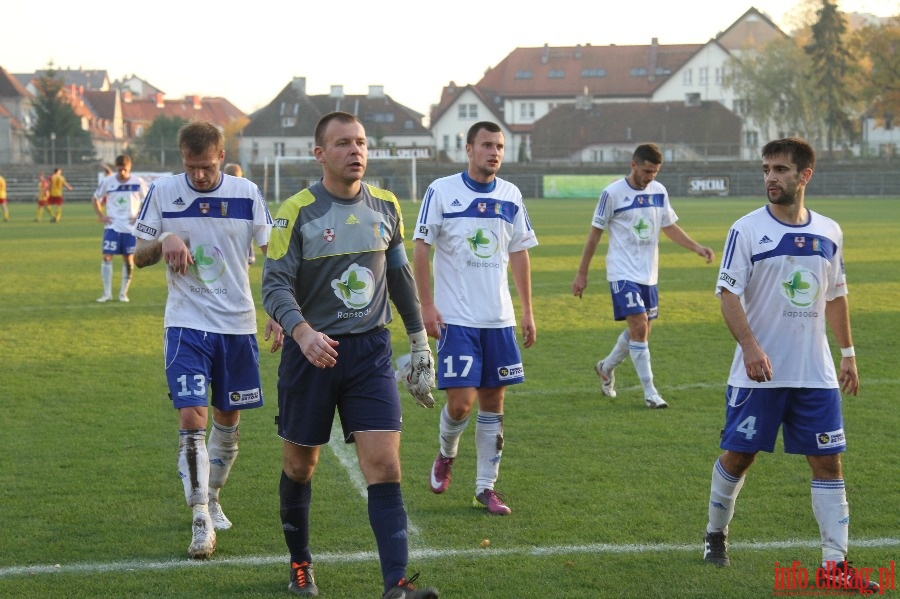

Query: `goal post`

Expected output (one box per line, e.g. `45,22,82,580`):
273,154,418,203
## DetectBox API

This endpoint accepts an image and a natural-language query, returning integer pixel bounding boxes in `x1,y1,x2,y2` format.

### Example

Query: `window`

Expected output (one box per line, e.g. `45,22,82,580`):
655,67,671,76
581,68,606,78
714,68,722,85
630,67,648,76
442,135,449,151
278,102,298,116
458,103,478,119
744,131,758,148
683,69,692,85
370,112,395,123
733,98,750,115
281,117,296,128
274,142,285,157
519,102,535,119
699,67,709,85
548,69,565,79
515,70,533,79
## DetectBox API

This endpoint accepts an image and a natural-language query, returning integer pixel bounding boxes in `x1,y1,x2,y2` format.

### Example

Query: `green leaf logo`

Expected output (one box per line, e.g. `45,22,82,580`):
331,264,376,309
189,244,226,284
468,229,491,252
335,269,367,300
780,267,819,308
467,228,499,259
633,218,651,240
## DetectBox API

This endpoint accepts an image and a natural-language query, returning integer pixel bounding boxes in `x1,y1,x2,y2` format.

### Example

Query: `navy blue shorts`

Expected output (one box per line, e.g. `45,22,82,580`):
720,386,845,455
277,327,401,446
436,324,524,389
164,327,264,411
102,229,137,256
609,280,658,321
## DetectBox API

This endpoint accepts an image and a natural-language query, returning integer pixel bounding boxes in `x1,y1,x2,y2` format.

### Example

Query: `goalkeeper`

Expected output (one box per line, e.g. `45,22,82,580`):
262,111,438,598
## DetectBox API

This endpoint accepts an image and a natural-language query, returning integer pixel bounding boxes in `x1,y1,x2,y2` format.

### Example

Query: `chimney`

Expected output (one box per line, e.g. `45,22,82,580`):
291,77,306,94
648,37,659,82
541,43,550,64
330,85,344,99
367,85,384,99
155,92,165,108
191,95,201,109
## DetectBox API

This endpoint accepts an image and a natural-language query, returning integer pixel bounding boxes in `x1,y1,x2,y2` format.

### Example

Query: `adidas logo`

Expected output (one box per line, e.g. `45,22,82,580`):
758,235,773,244
451,199,462,207
174,197,185,206
345,215,359,225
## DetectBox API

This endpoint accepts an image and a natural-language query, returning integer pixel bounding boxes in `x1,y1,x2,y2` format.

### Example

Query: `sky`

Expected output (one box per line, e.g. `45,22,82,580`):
2,0,896,118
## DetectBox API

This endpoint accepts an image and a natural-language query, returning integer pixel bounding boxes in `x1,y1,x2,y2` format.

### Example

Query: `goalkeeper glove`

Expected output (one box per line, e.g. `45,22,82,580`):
403,330,435,408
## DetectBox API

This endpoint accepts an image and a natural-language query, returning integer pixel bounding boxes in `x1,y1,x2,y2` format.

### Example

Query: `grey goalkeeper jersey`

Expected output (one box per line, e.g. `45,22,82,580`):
262,181,422,337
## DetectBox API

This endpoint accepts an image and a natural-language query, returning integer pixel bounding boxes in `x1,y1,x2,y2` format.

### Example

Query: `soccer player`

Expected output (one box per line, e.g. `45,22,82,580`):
571,143,714,408
48,167,73,222
413,120,538,516
133,121,283,560
262,111,438,598
35,172,52,222
702,138,879,593
92,155,148,302
0,172,8,222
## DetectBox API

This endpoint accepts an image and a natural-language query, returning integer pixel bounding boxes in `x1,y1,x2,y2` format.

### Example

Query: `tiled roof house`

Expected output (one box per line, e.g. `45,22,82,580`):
430,7,784,162
238,77,431,167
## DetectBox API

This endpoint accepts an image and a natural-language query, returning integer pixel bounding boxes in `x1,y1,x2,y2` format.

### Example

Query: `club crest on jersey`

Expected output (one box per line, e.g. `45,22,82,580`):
221,201,228,216
477,202,487,213
324,228,336,242
200,202,210,215
794,236,806,248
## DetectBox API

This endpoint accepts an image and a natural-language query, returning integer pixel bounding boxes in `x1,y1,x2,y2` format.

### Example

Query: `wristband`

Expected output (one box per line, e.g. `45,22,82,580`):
158,231,173,243
840,346,855,358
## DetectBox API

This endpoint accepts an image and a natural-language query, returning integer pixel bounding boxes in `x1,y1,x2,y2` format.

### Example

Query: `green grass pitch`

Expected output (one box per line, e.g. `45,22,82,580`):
0,197,897,598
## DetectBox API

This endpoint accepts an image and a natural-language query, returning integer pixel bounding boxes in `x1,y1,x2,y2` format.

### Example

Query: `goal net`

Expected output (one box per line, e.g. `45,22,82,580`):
271,154,419,203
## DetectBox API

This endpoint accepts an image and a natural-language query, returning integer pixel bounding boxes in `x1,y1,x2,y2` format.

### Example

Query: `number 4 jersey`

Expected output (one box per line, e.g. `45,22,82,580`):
716,205,847,388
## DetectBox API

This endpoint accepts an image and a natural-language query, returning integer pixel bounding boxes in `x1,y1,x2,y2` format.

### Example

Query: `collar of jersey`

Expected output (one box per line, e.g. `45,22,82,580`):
461,171,497,194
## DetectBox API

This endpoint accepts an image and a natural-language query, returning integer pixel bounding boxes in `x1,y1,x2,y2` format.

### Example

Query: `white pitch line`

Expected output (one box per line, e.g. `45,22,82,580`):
2,538,897,580
327,422,422,537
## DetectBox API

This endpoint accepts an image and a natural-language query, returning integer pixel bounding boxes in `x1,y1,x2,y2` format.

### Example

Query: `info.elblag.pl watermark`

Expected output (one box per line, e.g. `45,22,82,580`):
773,560,895,595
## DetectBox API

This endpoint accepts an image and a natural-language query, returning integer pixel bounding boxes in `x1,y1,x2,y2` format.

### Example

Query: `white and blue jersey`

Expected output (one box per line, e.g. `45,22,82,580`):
93,174,148,234
591,177,677,285
133,172,272,335
413,171,538,328
716,205,847,389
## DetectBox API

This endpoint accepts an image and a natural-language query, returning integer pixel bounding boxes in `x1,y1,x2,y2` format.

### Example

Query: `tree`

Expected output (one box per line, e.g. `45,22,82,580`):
28,63,96,165
724,37,823,144
135,115,190,168
805,0,859,155
222,116,249,165
851,16,900,126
